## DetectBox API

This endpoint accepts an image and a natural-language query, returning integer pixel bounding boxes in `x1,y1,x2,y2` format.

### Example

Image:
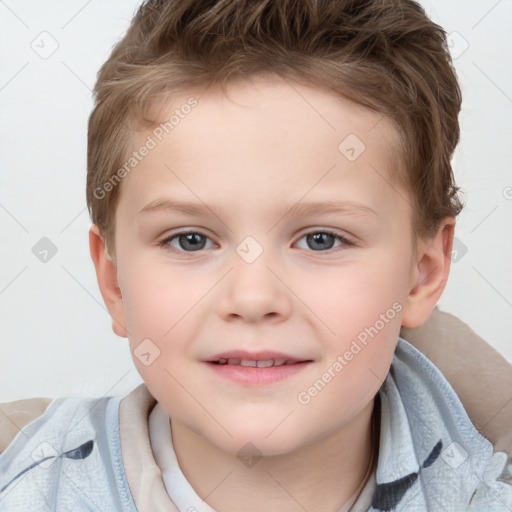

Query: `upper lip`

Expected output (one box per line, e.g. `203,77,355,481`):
205,350,310,364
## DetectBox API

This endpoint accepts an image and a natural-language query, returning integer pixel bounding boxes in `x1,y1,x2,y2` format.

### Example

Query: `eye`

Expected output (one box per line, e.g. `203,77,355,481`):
295,230,353,252
159,228,353,254
159,231,215,253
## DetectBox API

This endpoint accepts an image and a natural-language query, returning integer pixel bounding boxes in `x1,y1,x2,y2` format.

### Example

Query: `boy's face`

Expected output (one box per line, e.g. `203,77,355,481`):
110,77,420,455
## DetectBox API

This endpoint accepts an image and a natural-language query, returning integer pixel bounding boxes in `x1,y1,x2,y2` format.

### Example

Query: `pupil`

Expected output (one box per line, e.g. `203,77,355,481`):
308,232,334,250
181,233,205,251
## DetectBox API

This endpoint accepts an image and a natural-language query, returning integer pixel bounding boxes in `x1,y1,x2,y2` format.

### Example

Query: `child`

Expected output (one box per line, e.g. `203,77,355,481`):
1,0,511,510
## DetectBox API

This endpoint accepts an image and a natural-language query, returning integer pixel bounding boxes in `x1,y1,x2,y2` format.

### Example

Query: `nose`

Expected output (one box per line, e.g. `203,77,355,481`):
215,254,292,324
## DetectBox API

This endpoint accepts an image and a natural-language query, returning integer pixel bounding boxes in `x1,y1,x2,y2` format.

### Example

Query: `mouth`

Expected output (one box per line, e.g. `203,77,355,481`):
204,352,312,386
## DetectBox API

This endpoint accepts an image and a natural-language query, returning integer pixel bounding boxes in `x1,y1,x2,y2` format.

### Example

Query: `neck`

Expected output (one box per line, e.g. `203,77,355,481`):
171,398,378,512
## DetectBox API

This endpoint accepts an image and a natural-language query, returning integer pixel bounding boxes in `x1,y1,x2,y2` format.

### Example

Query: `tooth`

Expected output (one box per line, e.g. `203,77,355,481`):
240,359,257,367
228,358,241,365
256,360,273,368
218,358,227,364
273,359,286,366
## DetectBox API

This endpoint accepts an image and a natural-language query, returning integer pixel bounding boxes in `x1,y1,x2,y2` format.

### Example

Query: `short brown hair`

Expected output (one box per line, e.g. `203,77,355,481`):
87,0,464,258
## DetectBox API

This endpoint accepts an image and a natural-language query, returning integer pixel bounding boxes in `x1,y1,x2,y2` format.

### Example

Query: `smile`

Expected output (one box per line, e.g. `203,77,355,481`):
207,358,312,387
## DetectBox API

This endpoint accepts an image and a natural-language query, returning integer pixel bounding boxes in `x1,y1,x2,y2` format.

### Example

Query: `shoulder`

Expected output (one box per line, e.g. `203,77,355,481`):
377,339,512,509
0,394,121,457
401,306,512,458
0,397,53,454
0,393,135,511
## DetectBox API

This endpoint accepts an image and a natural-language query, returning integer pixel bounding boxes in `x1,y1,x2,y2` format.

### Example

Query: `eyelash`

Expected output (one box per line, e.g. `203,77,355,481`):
158,229,354,255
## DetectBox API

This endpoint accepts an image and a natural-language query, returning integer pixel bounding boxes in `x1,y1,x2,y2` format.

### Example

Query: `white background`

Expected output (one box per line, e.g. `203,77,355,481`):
0,0,511,402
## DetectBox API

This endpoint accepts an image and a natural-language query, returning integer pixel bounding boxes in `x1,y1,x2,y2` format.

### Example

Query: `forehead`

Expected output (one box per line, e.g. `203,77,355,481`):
117,76,407,223
145,77,398,151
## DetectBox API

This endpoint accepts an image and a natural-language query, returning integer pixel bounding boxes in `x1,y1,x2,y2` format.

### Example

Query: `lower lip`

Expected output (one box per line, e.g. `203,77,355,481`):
204,361,310,386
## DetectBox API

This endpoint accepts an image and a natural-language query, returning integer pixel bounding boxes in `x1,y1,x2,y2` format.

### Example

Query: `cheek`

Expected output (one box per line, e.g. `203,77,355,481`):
118,264,202,391
119,259,198,337
296,256,406,392
297,256,409,340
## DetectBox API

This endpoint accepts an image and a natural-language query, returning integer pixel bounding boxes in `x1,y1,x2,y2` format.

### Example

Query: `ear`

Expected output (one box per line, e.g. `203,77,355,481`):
89,224,128,338
401,218,455,328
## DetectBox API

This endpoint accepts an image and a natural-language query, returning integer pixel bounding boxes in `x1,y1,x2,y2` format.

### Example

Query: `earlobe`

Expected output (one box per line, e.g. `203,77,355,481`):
401,219,455,328
88,224,128,338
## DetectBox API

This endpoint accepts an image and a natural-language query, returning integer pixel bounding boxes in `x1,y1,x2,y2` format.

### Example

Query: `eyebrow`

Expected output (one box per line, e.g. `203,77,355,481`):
138,198,378,218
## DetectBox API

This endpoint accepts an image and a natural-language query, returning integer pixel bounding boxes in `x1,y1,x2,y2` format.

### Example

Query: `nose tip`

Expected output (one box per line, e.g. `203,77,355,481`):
215,258,291,324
